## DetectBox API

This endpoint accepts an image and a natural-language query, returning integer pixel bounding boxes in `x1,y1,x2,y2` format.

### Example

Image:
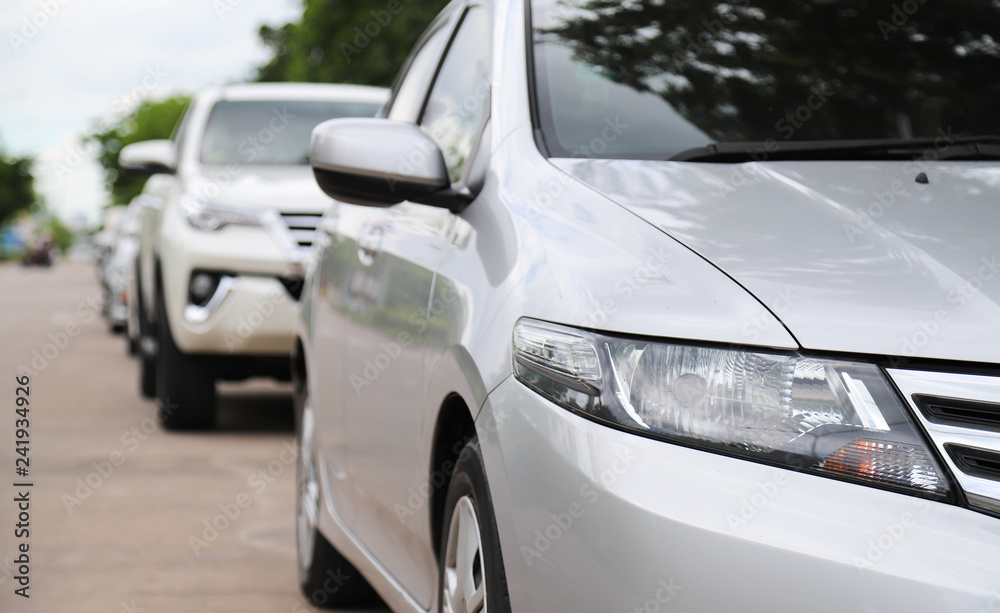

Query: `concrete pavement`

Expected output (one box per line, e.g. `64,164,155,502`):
0,259,387,613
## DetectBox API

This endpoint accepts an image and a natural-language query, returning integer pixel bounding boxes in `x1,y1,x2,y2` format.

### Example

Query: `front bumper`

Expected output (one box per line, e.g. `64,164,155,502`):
160,209,303,356
480,376,1000,612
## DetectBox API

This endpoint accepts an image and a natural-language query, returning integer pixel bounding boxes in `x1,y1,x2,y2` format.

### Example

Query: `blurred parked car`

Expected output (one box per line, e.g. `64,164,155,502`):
119,83,387,429
21,234,53,267
101,198,142,335
93,205,126,277
293,0,1000,611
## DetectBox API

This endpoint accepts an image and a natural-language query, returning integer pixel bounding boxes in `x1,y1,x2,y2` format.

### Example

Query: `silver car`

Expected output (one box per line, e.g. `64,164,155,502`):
295,0,1000,610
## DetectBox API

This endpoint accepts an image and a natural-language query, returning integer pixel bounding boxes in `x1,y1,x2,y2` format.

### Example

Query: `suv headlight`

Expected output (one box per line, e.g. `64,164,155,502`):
513,318,953,500
180,195,264,231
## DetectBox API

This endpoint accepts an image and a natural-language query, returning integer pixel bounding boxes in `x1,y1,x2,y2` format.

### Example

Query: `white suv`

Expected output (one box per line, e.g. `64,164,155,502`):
120,83,387,429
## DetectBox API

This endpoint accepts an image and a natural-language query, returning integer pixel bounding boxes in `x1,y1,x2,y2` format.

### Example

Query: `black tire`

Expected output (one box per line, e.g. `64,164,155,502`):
137,289,156,399
296,387,381,609
438,440,510,613
155,291,215,430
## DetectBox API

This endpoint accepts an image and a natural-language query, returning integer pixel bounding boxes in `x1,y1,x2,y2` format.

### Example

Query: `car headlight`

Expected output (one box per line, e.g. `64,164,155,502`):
512,318,952,500
180,195,264,231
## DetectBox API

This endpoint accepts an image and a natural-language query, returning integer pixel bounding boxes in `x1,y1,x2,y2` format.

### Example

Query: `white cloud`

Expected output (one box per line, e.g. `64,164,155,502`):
0,0,301,227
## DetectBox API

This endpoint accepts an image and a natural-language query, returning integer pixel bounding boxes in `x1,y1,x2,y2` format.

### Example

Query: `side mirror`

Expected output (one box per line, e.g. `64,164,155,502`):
119,140,177,175
310,118,451,207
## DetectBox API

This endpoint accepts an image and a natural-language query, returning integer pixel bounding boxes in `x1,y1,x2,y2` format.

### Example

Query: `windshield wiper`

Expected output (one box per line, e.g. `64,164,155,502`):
669,136,1000,163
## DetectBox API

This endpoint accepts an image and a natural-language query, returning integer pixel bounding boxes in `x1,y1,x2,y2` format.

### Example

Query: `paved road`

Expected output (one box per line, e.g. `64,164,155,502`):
0,259,387,612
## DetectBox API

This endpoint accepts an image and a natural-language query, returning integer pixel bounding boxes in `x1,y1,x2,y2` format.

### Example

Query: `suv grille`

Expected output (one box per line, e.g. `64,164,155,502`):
279,212,322,249
889,368,1000,515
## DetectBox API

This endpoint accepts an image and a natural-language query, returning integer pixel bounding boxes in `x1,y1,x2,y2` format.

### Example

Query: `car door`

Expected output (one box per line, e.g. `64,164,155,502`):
310,12,459,530
340,3,493,605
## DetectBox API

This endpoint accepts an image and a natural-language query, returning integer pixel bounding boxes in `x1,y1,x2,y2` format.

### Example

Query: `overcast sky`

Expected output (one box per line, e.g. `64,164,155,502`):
0,0,302,227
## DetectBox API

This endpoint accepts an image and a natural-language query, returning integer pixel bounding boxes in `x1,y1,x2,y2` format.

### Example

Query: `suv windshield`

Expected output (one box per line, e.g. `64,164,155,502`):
530,0,1000,160
200,100,380,165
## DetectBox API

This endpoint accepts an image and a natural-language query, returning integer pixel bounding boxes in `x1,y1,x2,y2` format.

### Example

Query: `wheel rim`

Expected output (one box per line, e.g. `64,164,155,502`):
442,495,487,613
296,401,319,578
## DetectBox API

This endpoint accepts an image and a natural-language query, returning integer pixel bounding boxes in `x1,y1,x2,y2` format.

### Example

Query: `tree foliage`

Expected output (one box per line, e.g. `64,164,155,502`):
539,0,1000,143
0,148,38,228
254,0,450,87
87,96,190,206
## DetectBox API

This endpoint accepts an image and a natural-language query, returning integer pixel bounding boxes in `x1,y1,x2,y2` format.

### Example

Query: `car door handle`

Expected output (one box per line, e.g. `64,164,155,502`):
357,225,384,267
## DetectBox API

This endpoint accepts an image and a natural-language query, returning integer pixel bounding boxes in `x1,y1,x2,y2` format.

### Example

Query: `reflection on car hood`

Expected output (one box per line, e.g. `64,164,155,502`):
553,157,1000,364
188,165,332,213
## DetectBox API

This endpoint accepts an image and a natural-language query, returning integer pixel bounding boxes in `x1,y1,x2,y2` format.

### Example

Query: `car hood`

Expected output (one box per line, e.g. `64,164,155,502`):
187,165,332,213
553,158,1000,364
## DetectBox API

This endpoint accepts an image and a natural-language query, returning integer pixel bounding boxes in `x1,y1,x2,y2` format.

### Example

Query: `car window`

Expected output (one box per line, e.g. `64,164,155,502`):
419,6,491,184
171,102,194,159
531,0,1000,159
199,100,380,165
386,18,456,123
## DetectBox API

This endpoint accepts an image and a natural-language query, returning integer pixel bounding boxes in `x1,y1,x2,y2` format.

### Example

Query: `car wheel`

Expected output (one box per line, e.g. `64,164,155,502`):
156,292,215,430
136,290,156,399
439,440,510,613
296,389,380,608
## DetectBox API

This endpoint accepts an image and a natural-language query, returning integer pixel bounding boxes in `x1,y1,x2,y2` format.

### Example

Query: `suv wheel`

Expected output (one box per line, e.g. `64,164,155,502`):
136,288,156,398
296,389,380,608
439,440,510,613
155,292,215,430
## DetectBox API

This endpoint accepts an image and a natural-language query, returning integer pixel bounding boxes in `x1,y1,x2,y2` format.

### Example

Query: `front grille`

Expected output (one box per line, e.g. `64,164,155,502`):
914,395,1000,433
946,444,1000,482
279,212,323,249
889,368,1000,515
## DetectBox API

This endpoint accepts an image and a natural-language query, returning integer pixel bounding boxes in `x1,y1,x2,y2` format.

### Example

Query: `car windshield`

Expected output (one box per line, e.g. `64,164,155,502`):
530,0,1000,160
200,99,381,165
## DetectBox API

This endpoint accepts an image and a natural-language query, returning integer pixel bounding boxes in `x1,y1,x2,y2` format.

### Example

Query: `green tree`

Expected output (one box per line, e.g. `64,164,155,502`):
87,96,190,206
0,149,38,228
254,0,450,87
42,214,74,254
